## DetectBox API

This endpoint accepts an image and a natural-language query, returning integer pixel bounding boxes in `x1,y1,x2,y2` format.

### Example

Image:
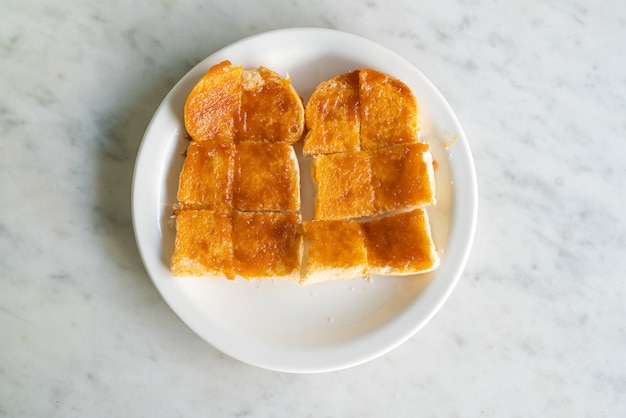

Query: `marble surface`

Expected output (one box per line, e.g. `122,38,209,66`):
1,0,625,416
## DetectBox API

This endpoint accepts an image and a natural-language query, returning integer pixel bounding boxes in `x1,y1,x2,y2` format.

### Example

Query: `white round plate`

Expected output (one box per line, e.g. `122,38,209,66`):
132,28,477,373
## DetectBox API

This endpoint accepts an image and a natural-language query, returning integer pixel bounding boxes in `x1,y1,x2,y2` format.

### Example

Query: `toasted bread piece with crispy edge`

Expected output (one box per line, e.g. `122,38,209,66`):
232,142,300,212
303,70,360,155
361,209,439,276
301,219,367,284
184,60,242,142
312,151,375,220
232,212,302,280
370,142,436,214
176,141,235,211
236,67,304,143
171,210,234,278
359,68,419,150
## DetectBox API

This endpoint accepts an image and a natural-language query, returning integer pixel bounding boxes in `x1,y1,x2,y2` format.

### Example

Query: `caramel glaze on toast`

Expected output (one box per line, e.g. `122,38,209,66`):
301,209,439,283
301,219,367,284
184,61,304,144
303,67,439,278
238,67,305,143
233,142,300,212
171,210,302,280
171,210,234,278
176,141,234,212
312,143,436,221
303,68,420,154
303,70,360,155
174,61,440,281
184,61,242,142
173,61,304,280
359,68,419,150
312,151,375,221
232,212,302,281
370,142,436,213
361,209,439,276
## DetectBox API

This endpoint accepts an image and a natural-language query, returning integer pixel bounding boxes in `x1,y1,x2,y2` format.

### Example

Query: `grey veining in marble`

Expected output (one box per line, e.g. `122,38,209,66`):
1,0,625,416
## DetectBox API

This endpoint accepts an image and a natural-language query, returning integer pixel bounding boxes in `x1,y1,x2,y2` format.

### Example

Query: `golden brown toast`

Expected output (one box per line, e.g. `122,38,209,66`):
303,70,361,155
171,210,234,278
184,60,242,142
184,61,304,144
236,67,305,143
361,209,439,275
301,219,367,284
370,142,436,214
171,210,303,280
312,144,436,220
176,141,234,211
312,151,375,220
174,63,439,281
232,212,302,280
232,142,300,212
359,68,419,150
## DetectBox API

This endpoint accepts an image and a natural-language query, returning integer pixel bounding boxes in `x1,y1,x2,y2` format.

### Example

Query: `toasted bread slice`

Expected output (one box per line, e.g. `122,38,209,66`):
171,210,234,278
312,151,375,220
301,220,367,284
176,141,234,211
232,212,302,280
303,70,360,155
236,67,304,143
184,60,242,142
361,209,439,276
359,68,419,150
232,142,300,212
370,142,436,214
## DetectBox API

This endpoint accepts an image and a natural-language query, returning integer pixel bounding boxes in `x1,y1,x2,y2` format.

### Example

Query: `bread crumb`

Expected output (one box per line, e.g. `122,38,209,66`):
167,215,176,230
443,134,460,149
242,69,265,90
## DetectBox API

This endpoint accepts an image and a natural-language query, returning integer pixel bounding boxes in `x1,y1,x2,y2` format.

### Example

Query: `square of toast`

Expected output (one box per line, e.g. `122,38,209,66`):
303,71,361,155
176,141,234,211
359,68,419,150
370,142,436,214
301,220,367,284
312,151,375,220
184,61,242,142
233,142,300,212
361,209,439,276
236,67,304,143
232,212,302,280
171,210,234,278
